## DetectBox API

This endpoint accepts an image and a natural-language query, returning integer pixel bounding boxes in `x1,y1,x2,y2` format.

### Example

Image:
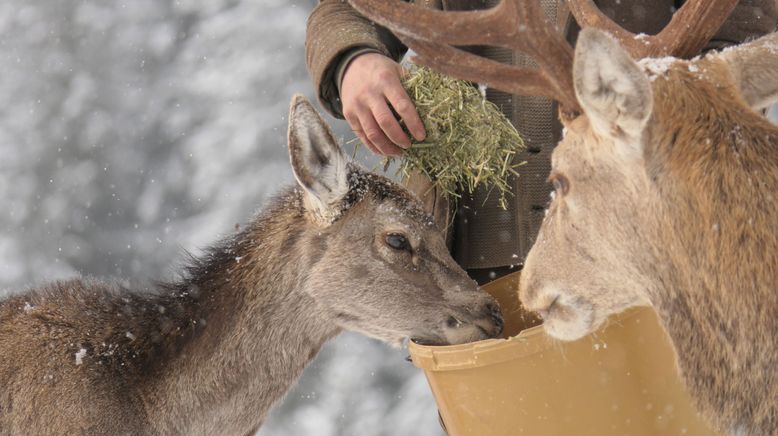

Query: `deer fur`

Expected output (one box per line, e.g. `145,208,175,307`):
520,29,778,435
0,95,502,435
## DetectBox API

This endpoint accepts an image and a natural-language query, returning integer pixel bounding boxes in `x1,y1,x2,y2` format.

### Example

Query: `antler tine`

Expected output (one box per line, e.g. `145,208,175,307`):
404,36,580,112
348,0,581,115
657,0,739,57
569,0,739,59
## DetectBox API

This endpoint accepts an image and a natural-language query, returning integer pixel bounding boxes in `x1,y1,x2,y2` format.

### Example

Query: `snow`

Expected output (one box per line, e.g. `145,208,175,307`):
638,56,678,81
75,348,87,366
0,1,441,435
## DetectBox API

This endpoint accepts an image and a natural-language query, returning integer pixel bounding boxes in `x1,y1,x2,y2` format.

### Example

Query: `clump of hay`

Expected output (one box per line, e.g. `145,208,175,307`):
393,67,525,209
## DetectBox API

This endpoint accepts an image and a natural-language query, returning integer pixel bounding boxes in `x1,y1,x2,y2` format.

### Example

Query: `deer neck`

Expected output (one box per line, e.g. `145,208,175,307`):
645,66,778,310
141,188,341,434
641,84,778,430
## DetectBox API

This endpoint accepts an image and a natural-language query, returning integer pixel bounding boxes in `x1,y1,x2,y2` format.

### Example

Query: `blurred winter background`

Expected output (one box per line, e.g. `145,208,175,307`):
2,1,777,435
0,0,442,435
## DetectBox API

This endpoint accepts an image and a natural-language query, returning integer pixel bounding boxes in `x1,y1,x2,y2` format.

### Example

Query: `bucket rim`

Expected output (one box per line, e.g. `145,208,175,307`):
407,307,649,371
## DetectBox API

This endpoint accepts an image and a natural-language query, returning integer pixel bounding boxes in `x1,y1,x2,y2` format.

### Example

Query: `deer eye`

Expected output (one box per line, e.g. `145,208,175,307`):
385,233,410,251
549,173,570,196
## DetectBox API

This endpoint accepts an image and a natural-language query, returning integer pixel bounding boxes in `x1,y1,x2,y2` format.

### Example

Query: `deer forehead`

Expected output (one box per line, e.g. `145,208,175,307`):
555,119,635,175
346,170,430,219
374,201,434,233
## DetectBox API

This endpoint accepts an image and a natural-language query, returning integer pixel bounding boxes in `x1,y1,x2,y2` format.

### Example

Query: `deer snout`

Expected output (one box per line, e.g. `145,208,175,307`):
443,298,504,345
518,272,559,319
477,301,504,337
520,286,558,319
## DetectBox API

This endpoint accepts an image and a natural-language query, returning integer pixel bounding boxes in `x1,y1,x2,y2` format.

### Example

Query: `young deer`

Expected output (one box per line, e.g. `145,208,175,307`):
0,95,503,435
348,0,775,433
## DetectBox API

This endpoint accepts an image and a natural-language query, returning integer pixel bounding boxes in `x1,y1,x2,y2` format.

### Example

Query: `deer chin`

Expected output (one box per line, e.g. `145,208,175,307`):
410,322,496,346
410,328,485,346
445,326,493,345
542,308,599,342
409,335,448,347
439,320,499,345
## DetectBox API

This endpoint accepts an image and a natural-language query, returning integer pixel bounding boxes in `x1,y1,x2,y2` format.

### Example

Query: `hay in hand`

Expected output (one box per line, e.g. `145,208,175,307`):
392,67,525,209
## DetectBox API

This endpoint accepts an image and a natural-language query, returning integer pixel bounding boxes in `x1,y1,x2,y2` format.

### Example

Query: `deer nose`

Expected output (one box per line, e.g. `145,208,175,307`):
523,290,560,320
471,301,503,338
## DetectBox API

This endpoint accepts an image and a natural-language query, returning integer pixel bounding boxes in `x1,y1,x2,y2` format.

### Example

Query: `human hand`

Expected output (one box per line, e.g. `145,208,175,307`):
341,53,426,156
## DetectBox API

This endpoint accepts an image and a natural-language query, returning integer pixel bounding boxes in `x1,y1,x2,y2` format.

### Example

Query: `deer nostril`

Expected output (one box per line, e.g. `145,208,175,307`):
491,316,504,337
535,295,559,320
487,303,502,320
492,312,504,329
485,302,504,335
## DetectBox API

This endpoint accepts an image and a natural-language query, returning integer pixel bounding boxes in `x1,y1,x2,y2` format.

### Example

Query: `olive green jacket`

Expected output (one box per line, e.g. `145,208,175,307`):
306,0,778,273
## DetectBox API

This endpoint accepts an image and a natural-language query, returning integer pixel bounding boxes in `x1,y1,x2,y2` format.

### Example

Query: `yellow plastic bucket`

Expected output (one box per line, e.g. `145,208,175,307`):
408,272,720,435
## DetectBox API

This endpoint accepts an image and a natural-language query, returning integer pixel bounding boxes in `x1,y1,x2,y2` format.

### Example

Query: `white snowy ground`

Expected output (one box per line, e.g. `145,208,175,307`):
0,1,442,435
0,2,775,435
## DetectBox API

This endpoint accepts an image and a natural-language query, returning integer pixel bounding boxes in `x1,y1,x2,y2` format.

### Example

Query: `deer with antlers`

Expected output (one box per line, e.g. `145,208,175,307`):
0,96,503,435
348,0,778,434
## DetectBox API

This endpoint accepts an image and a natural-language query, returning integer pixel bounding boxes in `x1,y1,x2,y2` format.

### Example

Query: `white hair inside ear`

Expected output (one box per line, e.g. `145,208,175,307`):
287,95,350,224
573,28,653,159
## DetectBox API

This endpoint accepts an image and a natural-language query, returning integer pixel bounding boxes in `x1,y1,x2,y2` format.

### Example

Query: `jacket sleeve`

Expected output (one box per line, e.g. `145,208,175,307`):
305,0,408,118
708,0,778,50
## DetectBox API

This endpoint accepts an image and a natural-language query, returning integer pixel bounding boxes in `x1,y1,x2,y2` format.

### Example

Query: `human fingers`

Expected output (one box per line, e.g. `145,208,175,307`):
358,109,404,156
368,97,412,149
345,110,379,155
384,80,426,142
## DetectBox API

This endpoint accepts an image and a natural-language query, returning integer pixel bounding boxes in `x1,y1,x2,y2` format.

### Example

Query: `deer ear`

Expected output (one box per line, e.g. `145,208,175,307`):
717,32,778,111
574,28,653,149
288,95,349,222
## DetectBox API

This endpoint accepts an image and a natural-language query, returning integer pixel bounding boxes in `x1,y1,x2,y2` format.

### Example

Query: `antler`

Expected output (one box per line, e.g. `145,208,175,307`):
347,0,738,117
347,0,581,116
569,0,739,58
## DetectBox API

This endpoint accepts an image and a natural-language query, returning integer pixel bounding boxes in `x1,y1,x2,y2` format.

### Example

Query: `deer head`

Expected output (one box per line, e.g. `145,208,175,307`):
287,95,503,346
519,30,778,340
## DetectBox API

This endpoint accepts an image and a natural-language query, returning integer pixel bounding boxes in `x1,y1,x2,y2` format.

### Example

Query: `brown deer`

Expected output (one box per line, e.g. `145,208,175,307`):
0,95,503,435
347,0,776,434
520,31,778,435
